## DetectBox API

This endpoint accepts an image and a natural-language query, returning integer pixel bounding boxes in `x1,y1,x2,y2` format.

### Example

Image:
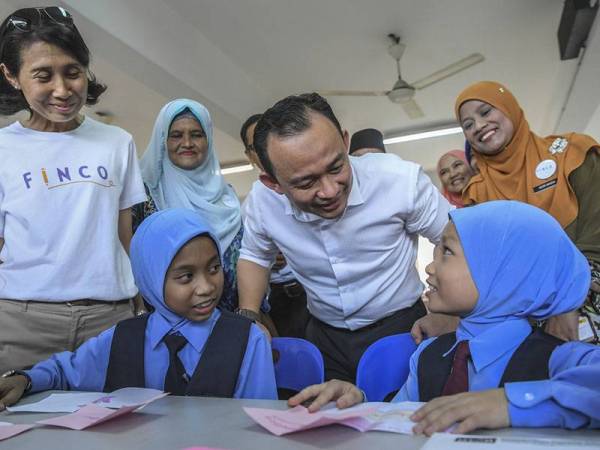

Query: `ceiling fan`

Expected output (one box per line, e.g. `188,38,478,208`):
319,34,484,119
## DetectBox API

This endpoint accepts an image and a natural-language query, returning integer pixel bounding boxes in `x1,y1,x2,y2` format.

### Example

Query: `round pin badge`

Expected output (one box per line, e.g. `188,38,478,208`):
535,159,557,179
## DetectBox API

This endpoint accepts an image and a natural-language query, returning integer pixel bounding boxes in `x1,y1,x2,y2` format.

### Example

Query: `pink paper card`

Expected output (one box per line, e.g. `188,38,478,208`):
243,405,379,436
0,423,35,441
36,403,139,430
182,447,231,450
244,402,421,436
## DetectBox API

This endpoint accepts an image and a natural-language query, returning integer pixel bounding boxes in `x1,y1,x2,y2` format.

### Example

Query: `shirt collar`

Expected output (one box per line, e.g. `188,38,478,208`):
443,319,532,372
149,309,221,352
284,160,364,222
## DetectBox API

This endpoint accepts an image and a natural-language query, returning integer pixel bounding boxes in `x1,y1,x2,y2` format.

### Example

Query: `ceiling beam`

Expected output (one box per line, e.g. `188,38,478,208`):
60,0,269,139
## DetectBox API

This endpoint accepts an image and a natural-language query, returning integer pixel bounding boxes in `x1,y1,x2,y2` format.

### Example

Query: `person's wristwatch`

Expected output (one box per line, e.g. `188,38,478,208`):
1,369,32,393
235,308,261,323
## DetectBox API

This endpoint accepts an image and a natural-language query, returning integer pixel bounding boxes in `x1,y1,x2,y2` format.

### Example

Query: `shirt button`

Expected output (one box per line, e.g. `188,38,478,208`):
524,393,534,401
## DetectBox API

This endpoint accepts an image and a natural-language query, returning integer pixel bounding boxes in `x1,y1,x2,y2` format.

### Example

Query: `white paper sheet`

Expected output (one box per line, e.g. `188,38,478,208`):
359,402,423,433
7,387,165,413
7,392,102,413
420,433,600,450
90,387,166,409
327,401,423,433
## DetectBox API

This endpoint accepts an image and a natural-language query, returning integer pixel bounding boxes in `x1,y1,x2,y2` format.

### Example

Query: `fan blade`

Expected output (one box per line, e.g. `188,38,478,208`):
411,53,485,90
401,98,425,119
318,90,388,97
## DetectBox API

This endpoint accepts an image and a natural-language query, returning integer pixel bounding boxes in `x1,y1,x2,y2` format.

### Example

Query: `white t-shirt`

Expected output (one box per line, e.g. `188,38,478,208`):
240,154,451,330
0,117,146,301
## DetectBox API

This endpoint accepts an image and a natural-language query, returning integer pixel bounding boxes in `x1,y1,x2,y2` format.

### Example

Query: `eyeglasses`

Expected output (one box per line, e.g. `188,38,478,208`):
0,7,73,38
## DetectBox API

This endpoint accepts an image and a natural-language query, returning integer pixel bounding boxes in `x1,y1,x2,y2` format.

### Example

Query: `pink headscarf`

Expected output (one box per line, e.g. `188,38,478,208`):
437,150,471,208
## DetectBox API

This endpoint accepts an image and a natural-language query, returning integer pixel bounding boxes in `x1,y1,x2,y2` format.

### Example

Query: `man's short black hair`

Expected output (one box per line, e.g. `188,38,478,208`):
240,113,262,148
254,93,343,179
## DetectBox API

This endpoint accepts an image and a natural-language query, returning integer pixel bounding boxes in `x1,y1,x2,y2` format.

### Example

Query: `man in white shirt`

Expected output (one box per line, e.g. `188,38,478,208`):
236,93,451,382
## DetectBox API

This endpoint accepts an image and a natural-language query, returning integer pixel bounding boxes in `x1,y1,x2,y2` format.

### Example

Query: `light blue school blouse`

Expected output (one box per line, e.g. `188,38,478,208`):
25,309,277,400
393,320,600,428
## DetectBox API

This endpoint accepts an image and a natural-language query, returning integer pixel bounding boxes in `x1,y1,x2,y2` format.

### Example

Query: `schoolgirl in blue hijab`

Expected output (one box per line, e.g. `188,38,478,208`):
288,201,600,434
0,209,276,407
397,200,600,434
137,99,243,313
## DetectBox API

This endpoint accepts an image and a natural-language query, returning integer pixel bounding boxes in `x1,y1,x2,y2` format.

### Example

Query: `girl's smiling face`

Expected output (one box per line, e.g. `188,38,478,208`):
163,235,223,322
424,222,479,316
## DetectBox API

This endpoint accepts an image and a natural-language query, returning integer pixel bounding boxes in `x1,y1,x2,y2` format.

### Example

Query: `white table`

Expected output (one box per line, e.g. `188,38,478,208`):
1,393,599,450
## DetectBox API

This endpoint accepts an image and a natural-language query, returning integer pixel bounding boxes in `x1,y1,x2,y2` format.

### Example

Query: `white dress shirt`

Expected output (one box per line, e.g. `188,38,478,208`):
269,263,296,284
240,154,451,330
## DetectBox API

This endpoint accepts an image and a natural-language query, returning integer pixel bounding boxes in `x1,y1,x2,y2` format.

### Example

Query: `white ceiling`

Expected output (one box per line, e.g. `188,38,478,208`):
3,0,600,197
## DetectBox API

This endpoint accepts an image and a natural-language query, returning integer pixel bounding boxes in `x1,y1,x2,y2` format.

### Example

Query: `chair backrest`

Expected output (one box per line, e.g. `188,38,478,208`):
356,333,417,402
271,337,324,392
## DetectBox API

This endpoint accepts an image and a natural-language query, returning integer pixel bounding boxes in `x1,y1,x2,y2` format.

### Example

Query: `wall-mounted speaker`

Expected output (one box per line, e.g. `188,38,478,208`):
558,0,599,60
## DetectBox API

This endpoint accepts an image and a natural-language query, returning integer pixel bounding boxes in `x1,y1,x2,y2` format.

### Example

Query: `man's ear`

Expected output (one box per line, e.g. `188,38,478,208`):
0,64,19,90
342,129,350,153
259,172,284,195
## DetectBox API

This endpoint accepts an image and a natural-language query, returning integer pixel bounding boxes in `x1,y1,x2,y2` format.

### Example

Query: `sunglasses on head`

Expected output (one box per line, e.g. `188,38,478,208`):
0,7,73,37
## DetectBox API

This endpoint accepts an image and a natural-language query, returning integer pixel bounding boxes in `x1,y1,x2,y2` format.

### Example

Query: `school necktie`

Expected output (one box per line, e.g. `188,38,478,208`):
163,334,189,395
441,340,471,396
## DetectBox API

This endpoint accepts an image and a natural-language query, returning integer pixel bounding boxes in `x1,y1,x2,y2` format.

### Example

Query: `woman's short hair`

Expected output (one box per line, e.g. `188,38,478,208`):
0,21,107,115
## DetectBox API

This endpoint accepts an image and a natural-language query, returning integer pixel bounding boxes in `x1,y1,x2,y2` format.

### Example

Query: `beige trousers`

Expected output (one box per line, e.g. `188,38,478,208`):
0,299,134,373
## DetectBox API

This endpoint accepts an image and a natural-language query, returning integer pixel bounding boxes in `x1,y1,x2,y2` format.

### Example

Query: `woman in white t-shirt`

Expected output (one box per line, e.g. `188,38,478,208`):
0,7,146,373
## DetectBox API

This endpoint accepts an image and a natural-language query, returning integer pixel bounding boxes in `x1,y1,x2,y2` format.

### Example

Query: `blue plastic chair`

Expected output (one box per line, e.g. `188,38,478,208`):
271,337,324,393
356,333,417,402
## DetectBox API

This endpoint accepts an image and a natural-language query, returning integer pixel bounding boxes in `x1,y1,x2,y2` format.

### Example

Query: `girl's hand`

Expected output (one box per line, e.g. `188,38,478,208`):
0,375,28,411
411,389,510,436
287,380,364,413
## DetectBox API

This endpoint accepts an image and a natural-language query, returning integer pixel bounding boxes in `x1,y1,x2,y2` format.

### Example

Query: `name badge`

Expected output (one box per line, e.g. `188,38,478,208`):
535,159,556,179
533,179,557,193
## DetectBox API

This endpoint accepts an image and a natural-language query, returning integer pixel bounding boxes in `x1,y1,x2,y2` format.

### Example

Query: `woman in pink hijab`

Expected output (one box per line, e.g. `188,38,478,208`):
436,150,474,208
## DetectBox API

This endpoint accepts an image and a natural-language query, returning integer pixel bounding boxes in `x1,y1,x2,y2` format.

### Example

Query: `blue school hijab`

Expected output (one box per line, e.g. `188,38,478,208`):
130,208,222,328
140,99,242,252
450,200,590,339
